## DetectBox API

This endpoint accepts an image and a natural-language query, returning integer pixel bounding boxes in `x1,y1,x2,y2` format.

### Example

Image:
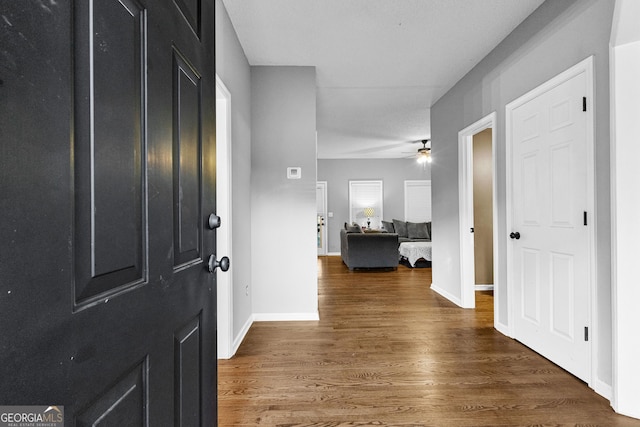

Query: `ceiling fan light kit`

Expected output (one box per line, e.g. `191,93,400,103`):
416,139,432,164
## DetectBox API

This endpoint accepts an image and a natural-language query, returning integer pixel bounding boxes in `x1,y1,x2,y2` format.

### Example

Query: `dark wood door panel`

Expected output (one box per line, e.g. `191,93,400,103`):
73,0,148,307
76,358,148,427
174,0,201,38
172,49,203,269
174,315,202,426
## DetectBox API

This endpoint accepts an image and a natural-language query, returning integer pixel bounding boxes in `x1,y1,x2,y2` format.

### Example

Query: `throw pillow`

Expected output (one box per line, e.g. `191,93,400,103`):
381,220,395,233
346,224,361,233
407,221,429,239
352,223,363,233
393,219,408,237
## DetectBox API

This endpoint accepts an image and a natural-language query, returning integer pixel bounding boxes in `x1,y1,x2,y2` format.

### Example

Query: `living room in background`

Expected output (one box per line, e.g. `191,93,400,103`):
349,180,383,230
404,180,431,222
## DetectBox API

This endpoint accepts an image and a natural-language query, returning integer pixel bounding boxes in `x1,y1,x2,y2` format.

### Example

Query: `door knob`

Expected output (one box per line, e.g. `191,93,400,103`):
510,232,521,240
207,255,230,273
208,214,221,230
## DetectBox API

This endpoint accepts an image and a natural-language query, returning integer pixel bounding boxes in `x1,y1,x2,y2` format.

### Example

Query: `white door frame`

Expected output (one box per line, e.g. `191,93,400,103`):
458,112,498,312
505,56,596,385
317,181,328,255
215,75,233,359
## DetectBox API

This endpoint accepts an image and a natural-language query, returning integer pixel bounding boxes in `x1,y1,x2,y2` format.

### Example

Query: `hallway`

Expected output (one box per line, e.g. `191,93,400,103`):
218,257,638,426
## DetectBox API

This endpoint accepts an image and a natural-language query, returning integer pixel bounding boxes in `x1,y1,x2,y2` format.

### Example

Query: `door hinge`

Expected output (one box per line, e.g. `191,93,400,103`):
583,211,587,226
584,326,589,341
582,97,587,112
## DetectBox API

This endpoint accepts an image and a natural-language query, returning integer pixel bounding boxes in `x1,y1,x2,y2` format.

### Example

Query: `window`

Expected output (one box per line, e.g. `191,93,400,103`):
349,180,383,229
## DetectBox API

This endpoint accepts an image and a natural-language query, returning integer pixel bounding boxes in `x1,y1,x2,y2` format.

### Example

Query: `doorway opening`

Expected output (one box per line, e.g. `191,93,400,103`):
458,113,498,316
216,76,233,359
317,181,328,255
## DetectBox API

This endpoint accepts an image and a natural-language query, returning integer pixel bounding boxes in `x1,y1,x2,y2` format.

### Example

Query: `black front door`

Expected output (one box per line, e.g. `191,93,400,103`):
0,0,217,425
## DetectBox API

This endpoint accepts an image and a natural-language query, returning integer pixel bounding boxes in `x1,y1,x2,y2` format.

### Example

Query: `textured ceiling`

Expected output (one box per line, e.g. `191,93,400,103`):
222,0,545,159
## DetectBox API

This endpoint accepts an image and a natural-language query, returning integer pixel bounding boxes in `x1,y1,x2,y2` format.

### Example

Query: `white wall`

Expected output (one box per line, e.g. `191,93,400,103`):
431,0,614,392
215,0,253,346
610,0,640,417
251,66,318,320
318,159,431,253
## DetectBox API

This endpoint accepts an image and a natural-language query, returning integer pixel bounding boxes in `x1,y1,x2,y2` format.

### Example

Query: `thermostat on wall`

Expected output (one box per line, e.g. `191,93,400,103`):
287,167,302,179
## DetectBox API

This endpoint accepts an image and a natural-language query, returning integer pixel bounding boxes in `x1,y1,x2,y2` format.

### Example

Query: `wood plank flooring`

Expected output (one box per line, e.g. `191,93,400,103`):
218,256,640,426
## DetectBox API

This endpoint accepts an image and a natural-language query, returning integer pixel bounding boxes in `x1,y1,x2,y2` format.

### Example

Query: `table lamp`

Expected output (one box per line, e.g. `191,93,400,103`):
364,207,375,229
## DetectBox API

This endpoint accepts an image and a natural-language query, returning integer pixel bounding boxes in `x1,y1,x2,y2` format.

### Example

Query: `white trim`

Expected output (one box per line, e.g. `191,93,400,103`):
505,56,596,387
595,378,613,402
215,75,234,359
475,284,494,291
430,283,462,307
231,315,254,357
326,252,341,256
457,112,498,312
494,321,511,338
253,312,320,322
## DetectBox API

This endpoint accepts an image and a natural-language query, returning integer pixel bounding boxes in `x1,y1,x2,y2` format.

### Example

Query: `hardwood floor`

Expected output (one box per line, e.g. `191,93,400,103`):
218,256,639,426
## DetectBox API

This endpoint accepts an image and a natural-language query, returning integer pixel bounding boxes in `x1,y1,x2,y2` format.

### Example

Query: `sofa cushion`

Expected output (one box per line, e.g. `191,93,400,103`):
381,220,395,233
345,222,362,233
407,221,430,239
393,219,408,237
347,225,361,233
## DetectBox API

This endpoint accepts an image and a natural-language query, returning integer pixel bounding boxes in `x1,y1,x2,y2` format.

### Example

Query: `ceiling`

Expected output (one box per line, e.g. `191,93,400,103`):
221,0,545,159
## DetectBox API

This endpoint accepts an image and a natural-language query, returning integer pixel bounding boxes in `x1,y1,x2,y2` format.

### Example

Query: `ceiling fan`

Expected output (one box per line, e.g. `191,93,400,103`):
402,139,432,163
416,139,432,164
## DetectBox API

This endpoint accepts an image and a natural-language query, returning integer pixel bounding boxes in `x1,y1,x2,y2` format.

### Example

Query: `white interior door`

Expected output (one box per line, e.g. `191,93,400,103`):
404,180,432,222
507,59,593,382
316,181,327,255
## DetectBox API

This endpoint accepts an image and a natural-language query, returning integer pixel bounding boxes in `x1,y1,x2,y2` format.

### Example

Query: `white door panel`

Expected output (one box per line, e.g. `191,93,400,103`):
509,63,591,382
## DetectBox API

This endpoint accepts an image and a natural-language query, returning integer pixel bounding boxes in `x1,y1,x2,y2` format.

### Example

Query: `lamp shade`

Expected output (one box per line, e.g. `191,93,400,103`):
363,207,375,218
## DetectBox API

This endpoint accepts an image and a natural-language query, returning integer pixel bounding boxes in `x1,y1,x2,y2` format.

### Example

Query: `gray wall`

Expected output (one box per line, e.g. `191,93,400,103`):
430,0,613,387
251,66,318,317
215,0,253,340
318,159,431,253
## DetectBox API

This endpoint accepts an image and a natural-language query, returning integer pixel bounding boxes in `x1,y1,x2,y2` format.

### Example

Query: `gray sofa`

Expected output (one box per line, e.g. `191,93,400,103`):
340,228,399,270
382,219,431,244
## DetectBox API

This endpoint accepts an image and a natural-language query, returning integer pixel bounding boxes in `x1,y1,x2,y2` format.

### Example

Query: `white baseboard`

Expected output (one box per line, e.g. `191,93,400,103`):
222,311,320,359
594,378,612,401
230,314,254,357
327,252,341,256
475,284,494,291
430,283,463,307
494,320,512,338
253,312,320,322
